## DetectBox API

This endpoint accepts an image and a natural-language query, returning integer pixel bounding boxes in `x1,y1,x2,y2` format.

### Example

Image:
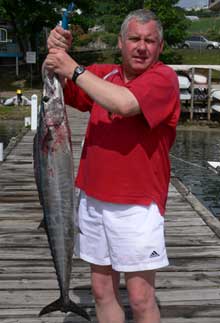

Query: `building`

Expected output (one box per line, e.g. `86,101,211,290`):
209,0,220,10
0,20,23,76
0,20,22,59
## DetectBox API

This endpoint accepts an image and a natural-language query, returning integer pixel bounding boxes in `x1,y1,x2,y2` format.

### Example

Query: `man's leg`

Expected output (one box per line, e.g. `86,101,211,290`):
91,264,125,323
125,270,160,323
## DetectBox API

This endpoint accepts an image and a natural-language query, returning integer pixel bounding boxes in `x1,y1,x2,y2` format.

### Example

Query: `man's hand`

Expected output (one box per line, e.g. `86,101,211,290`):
45,48,76,80
47,26,72,51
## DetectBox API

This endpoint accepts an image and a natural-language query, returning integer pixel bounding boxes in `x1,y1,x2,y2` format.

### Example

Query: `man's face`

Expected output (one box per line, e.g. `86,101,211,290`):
118,19,164,81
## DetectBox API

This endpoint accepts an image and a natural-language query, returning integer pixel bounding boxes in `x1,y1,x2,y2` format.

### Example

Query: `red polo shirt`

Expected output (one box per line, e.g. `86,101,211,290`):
64,61,180,215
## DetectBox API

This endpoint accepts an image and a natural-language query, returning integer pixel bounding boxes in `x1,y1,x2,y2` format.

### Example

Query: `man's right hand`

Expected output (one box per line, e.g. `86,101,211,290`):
47,26,73,51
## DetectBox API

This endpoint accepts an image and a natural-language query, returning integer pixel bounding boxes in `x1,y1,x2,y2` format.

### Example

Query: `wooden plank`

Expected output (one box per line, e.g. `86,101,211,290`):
165,235,220,246
162,257,220,272
165,226,214,235
0,318,220,323
1,288,220,308
2,257,220,273
0,314,219,323
1,222,214,235
1,232,219,247
1,271,220,290
1,245,220,260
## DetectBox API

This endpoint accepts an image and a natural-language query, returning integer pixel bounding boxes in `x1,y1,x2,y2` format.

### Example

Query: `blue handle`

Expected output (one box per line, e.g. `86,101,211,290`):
62,2,75,30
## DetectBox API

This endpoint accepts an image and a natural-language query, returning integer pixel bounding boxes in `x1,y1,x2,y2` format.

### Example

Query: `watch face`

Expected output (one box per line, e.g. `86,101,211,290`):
76,66,84,73
72,65,85,82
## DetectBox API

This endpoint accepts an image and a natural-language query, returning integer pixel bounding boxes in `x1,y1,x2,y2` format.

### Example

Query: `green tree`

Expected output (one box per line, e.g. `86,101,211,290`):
70,1,146,49
91,1,145,33
143,0,189,63
0,0,97,56
0,0,188,63
0,0,69,55
144,0,188,46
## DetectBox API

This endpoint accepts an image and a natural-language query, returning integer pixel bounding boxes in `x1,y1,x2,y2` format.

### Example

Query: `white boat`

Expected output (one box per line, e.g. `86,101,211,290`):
211,103,220,112
180,89,191,101
178,75,191,89
207,161,220,174
191,73,207,84
211,89,220,101
3,95,31,106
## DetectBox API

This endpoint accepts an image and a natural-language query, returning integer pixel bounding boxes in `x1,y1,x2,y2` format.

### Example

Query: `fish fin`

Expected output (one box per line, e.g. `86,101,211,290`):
39,298,91,321
38,218,45,230
39,298,61,316
65,299,91,321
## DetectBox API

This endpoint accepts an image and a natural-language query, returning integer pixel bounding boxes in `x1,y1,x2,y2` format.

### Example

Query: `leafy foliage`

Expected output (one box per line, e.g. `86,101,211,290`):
0,0,189,63
71,0,145,33
144,0,189,46
0,0,68,55
188,16,220,38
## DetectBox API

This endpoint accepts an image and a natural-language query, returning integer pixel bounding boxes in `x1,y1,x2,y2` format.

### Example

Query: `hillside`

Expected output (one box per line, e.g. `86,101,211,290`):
188,16,220,36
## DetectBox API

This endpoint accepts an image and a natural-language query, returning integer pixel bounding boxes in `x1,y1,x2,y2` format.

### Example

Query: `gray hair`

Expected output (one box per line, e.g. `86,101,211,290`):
120,9,163,41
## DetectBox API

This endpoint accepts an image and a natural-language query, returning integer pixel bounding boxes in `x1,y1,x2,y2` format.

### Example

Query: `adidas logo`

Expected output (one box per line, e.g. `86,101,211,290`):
150,251,160,258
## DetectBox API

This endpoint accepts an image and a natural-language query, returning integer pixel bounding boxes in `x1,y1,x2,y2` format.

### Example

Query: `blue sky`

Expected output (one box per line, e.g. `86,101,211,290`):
177,0,209,8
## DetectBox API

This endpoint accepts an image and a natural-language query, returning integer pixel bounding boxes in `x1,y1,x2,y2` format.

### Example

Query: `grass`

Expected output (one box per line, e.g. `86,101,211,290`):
0,106,31,120
188,16,220,36
175,49,220,80
0,65,43,92
178,48,220,65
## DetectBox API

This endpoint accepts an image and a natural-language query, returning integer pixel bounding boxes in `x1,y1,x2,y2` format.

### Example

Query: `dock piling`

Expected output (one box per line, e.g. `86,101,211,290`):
31,94,38,131
0,142,3,161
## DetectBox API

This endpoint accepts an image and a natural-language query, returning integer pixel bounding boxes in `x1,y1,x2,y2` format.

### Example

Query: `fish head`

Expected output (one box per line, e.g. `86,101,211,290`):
42,69,65,127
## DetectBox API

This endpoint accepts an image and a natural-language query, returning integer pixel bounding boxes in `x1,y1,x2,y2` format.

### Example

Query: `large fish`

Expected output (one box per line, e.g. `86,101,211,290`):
33,68,90,321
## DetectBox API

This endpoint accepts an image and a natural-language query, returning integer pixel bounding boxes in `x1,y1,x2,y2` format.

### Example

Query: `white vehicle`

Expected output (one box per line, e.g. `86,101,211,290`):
181,35,220,50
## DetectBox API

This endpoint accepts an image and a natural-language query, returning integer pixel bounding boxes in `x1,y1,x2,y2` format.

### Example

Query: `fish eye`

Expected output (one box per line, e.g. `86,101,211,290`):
43,96,50,102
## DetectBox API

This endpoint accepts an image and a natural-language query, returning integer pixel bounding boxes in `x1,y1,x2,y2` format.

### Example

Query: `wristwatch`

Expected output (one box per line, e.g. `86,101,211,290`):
72,65,85,82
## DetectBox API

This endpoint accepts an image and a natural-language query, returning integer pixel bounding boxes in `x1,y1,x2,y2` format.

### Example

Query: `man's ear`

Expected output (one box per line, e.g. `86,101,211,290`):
118,35,122,50
159,40,164,54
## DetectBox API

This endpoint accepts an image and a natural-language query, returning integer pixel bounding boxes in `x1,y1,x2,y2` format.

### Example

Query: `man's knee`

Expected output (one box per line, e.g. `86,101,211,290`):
128,286,156,314
125,270,158,315
91,265,120,304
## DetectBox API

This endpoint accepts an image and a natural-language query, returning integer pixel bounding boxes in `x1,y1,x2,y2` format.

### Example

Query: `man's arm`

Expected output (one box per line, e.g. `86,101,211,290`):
45,48,140,117
45,26,140,116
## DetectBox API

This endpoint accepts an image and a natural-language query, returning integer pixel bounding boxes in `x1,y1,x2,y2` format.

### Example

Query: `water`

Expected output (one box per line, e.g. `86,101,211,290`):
1,122,220,219
171,128,220,218
0,120,23,148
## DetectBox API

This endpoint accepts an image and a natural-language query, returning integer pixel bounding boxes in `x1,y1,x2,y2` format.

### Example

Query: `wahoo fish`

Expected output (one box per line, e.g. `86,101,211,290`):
33,68,90,321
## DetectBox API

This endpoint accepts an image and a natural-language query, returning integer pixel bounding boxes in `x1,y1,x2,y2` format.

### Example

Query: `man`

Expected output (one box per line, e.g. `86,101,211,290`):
45,9,180,323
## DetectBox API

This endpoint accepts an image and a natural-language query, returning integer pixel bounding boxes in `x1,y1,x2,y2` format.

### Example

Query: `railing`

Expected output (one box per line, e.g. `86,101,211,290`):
209,0,220,10
170,65,220,121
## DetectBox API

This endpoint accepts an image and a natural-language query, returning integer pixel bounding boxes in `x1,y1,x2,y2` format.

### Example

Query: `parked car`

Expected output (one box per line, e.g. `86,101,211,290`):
181,35,220,50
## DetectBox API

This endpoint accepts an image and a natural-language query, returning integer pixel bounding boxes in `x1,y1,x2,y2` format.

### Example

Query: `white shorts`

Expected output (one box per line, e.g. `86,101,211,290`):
74,191,169,272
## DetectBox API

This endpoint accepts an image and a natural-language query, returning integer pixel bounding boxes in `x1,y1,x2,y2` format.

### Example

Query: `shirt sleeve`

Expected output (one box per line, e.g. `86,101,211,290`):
64,64,118,112
126,64,180,129
64,78,93,112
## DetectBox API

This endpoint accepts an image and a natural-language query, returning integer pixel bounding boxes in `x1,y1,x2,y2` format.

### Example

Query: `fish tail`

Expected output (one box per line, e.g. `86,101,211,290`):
39,298,61,316
65,299,91,321
39,297,91,321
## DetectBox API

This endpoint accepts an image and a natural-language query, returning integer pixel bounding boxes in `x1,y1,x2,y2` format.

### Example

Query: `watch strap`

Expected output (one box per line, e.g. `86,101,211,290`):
72,65,85,82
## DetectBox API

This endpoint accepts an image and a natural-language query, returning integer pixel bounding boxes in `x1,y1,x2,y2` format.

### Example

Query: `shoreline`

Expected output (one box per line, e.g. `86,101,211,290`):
177,123,220,131
1,89,220,130
1,110,220,130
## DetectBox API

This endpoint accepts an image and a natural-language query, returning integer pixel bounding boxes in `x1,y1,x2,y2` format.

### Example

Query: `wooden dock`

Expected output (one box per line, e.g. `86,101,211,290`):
1,107,220,323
